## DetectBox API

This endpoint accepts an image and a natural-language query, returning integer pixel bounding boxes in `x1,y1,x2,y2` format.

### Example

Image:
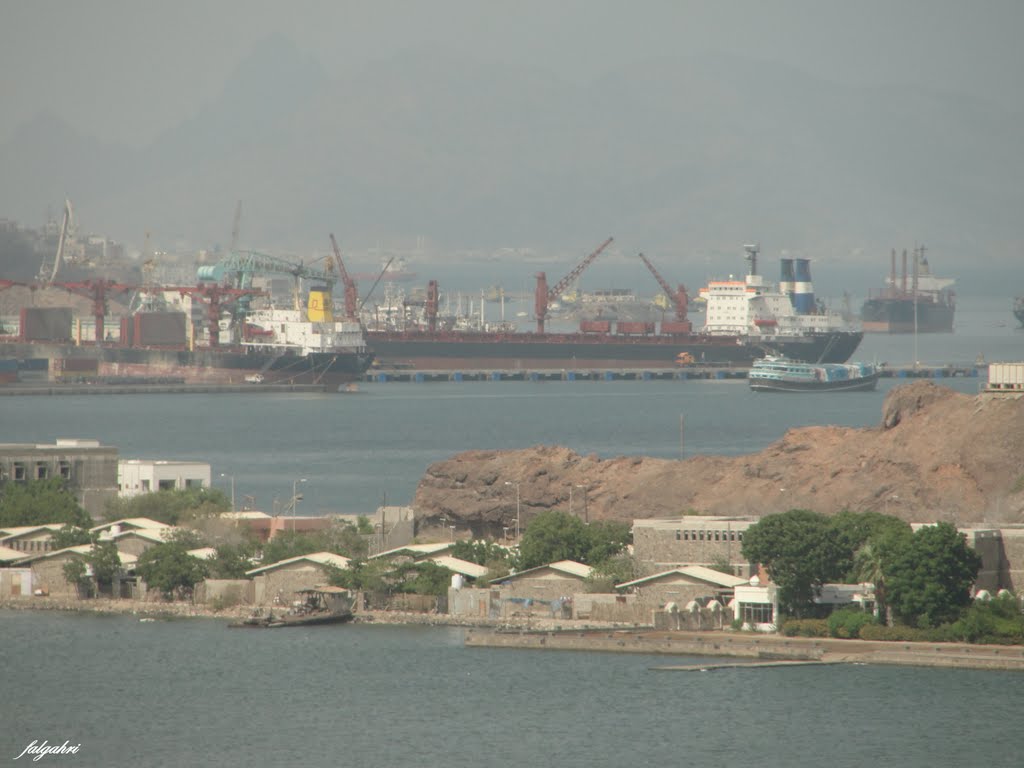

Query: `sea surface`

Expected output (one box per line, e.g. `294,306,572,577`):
1,301,1022,766
1,611,1021,768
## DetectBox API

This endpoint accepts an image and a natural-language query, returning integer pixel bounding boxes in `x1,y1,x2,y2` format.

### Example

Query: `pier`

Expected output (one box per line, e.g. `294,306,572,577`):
365,364,982,383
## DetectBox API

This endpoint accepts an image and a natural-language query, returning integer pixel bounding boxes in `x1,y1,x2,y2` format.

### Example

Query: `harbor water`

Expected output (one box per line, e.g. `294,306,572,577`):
2,610,1021,768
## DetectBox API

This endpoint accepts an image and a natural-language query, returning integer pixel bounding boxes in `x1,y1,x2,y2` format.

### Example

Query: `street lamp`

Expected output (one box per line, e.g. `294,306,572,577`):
220,473,235,511
575,484,588,524
504,481,520,540
292,478,307,530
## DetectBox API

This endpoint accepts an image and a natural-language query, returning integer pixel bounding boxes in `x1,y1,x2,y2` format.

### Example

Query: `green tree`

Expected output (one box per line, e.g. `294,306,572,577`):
583,553,639,593
62,558,92,598
208,541,259,579
87,541,125,595
326,558,392,595
886,522,982,627
51,524,95,550
391,561,453,596
356,515,375,535
103,487,229,526
517,511,631,570
830,510,912,581
136,541,210,600
451,539,510,567
0,479,92,528
741,509,845,617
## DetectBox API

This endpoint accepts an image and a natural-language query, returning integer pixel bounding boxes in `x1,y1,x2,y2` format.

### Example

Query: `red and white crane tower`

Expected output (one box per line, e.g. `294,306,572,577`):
534,237,614,333
328,233,360,320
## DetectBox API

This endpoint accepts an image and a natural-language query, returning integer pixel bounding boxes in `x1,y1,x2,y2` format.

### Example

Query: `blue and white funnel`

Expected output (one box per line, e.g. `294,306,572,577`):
793,258,815,314
779,258,795,298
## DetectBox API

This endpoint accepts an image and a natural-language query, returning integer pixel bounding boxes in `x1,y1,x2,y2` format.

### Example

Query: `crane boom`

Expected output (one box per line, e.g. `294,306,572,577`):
329,234,359,320
638,252,690,323
534,237,613,333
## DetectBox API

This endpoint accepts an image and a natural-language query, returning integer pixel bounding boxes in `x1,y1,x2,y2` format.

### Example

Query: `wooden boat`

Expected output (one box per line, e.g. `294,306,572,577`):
229,586,354,628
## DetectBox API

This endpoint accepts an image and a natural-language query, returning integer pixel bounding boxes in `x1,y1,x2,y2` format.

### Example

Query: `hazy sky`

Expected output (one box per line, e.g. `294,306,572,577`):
5,0,1023,146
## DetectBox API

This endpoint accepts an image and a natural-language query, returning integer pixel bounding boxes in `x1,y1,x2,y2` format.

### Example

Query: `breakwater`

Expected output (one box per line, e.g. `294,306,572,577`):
464,627,1024,670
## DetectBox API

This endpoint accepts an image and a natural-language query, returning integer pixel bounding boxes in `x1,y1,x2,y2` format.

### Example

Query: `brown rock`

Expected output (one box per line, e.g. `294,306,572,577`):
413,382,1024,537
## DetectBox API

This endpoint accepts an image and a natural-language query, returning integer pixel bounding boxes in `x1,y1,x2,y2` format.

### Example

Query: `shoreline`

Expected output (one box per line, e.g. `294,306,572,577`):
5,598,1024,670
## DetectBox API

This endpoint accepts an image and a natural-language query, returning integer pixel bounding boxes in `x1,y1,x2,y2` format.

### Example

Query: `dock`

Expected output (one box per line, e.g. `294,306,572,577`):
365,364,982,383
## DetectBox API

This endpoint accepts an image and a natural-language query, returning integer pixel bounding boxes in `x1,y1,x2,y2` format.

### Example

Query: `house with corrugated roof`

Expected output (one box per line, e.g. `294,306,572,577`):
90,517,171,536
245,552,351,606
489,559,593,605
0,524,65,555
370,542,456,562
15,544,138,599
615,566,749,608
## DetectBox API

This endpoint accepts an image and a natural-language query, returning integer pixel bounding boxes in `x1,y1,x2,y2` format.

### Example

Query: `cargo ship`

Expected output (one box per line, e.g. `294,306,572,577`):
0,286,374,388
861,247,955,333
365,245,863,369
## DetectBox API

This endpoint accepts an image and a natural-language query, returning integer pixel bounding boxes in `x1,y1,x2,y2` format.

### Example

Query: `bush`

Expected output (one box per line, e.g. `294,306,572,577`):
828,607,877,639
857,623,956,642
780,618,829,637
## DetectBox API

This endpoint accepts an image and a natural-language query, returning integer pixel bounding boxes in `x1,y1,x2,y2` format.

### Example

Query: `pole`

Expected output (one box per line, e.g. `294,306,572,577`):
515,484,520,540
680,414,685,458
569,485,573,516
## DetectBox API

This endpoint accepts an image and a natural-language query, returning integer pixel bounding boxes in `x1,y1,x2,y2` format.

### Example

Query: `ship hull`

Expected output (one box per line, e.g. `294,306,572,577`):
861,298,955,333
750,373,879,393
366,330,863,369
0,341,374,388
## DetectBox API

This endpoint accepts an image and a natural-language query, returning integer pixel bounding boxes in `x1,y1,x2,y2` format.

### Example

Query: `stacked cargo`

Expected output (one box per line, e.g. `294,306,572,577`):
20,308,73,342
615,321,655,335
120,312,188,347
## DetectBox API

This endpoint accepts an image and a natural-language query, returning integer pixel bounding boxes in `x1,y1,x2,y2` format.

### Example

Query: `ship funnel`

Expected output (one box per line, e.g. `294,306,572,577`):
779,258,795,298
307,287,334,323
792,258,815,314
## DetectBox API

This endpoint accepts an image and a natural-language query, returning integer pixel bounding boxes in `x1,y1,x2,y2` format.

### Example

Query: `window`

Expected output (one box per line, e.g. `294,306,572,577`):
58,461,71,480
714,531,721,541
35,463,48,480
141,479,151,492
158,480,175,491
742,603,774,624
675,530,681,541
13,463,26,481
698,531,705,541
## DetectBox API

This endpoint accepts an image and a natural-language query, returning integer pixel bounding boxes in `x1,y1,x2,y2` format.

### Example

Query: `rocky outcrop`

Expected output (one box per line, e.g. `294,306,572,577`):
413,382,1024,536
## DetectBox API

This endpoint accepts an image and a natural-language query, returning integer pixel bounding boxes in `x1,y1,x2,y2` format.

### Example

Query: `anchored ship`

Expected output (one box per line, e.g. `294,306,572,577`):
748,356,880,393
365,243,862,369
861,247,955,333
0,285,374,389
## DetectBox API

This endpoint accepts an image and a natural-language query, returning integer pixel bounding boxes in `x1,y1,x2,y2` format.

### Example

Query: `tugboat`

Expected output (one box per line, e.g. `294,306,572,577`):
229,586,354,628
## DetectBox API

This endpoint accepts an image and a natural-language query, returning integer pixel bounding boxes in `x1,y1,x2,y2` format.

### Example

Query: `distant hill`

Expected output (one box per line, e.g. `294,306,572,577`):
2,38,1022,268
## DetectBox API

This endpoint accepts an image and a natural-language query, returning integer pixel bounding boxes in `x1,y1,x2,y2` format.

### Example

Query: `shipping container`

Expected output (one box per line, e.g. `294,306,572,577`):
615,321,656,335
131,312,188,346
988,362,1024,390
20,307,73,342
659,320,693,335
579,320,612,333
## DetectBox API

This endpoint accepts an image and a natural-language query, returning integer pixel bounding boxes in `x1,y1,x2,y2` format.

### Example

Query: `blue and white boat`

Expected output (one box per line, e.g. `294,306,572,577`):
748,356,879,392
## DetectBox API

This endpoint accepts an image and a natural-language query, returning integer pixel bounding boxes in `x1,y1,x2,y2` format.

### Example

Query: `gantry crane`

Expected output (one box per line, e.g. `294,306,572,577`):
328,234,359,320
638,252,690,324
53,279,136,343
534,237,614,333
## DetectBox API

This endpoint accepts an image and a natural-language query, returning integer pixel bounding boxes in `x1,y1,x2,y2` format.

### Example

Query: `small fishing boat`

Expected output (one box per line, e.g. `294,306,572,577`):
748,356,879,393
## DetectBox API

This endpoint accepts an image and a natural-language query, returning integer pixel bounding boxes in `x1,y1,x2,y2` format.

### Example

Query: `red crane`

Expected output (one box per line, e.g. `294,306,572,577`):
534,237,614,333
638,252,691,325
175,284,263,348
53,280,136,343
328,233,359,320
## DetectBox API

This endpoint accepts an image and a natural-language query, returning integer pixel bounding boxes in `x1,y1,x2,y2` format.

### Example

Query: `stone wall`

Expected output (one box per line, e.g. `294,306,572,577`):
195,579,255,607
632,519,754,575
30,556,79,599
253,563,332,606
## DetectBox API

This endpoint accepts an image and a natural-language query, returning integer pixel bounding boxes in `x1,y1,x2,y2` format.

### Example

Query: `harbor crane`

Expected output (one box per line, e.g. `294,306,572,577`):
199,249,335,315
37,199,74,285
52,279,136,343
328,234,359,320
638,252,691,323
534,237,614,333
174,283,264,348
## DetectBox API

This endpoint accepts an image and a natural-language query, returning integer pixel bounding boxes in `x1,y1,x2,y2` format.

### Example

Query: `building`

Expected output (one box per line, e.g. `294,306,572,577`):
0,524,65,554
0,439,118,518
615,566,749,610
245,552,351,606
118,459,210,498
15,544,138,599
90,517,171,537
632,516,756,576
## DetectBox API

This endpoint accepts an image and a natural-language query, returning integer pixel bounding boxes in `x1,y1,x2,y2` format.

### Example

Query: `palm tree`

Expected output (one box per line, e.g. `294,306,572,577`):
854,542,891,626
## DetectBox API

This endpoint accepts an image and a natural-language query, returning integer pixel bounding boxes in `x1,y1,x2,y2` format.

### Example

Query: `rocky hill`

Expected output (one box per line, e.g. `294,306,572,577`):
413,382,1024,537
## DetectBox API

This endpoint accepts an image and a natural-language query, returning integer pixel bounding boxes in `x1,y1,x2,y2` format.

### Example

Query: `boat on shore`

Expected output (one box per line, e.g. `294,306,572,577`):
229,586,354,629
748,356,880,393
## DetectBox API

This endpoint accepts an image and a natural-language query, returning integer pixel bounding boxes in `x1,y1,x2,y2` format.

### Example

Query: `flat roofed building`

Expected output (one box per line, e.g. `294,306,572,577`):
0,439,118,518
118,459,210,498
632,516,757,577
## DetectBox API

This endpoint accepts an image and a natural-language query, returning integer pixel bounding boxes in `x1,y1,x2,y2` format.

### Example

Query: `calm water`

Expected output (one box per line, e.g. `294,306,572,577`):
0,611,1020,768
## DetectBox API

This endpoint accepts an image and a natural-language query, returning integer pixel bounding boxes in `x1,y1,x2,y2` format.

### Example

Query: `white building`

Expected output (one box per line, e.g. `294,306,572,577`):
117,460,210,498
